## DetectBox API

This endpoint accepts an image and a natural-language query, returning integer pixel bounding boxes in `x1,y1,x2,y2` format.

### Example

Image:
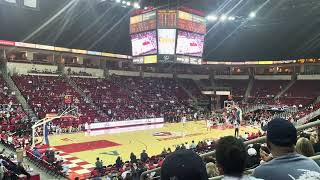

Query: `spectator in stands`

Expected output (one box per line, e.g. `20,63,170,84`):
190,140,196,149
130,152,137,163
216,136,259,180
55,160,63,171
246,146,260,169
45,148,55,164
296,137,315,157
140,150,149,163
62,161,69,175
296,137,320,166
32,147,41,159
253,118,320,180
161,148,167,155
180,143,186,150
56,152,63,162
95,157,103,172
0,162,5,180
15,162,29,179
0,148,5,155
115,156,123,169
310,132,320,153
259,146,272,164
206,162,219,178
161,149,208,180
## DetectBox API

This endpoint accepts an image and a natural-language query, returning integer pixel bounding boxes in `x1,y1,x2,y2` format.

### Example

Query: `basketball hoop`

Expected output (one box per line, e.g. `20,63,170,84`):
31,107,79,148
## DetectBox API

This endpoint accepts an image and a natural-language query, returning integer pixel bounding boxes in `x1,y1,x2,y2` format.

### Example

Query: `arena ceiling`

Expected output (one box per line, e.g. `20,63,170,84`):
0,0,320,61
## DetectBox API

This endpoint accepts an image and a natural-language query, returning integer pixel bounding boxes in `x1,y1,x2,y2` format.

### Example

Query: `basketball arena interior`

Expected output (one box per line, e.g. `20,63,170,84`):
0,0,320,180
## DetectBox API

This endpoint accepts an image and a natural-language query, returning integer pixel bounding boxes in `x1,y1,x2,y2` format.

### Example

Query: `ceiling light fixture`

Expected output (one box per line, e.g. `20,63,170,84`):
220,15,227,21
133,2,140,9
228,16,235,21
249,12,256,18
207,15,218,21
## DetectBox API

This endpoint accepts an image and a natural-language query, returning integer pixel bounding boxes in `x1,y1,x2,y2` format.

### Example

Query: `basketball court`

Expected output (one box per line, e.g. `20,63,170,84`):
49,120,259,165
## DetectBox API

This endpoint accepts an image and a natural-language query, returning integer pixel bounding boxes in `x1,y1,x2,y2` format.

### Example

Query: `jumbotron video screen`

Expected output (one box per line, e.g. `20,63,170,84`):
176,30,205,57
130,9,206,64
130,30,157,56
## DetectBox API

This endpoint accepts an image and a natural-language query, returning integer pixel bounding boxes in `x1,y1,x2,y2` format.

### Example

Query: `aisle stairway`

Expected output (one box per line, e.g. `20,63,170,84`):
175,78,198,103
244,76,254,102
194,79,205,89
275,74,297,99
62,75,107,117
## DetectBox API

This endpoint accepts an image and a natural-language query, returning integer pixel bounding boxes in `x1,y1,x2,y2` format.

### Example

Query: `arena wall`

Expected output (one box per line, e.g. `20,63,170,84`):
255,75,292,80
297,74,320,80
215,75,249,80
109,70,140,77
143,72,173,78
7,62,57,75
64,66,104,77
177,74,209,80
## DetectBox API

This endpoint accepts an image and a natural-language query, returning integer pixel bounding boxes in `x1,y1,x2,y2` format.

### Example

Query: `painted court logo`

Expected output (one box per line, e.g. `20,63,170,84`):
153,132,172,137
153,131,205,141
61,138,73,142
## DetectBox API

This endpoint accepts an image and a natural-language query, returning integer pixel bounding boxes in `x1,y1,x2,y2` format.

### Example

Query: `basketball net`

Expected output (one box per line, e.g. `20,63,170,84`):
31,107,79,148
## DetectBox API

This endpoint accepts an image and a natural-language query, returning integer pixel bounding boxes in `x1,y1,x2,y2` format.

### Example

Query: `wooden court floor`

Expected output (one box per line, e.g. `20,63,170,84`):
49,121,259,166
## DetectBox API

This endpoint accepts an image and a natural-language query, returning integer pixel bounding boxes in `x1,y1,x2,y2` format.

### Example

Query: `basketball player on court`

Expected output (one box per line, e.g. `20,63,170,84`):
234,105,242,137
234,119,239,137
182,115,187,127
206,116,214,131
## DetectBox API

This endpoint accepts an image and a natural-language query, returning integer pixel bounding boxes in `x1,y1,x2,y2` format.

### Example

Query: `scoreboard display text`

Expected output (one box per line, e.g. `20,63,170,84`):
130,11,157,34
157,10,177,28
178,11,206,34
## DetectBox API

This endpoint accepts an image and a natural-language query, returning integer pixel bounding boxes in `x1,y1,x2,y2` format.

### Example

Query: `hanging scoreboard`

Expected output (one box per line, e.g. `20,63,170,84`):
130,9,206,64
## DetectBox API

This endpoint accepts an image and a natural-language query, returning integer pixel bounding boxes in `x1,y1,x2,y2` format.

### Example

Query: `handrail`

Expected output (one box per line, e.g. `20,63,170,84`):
209,154,320,180
297,109,320,125
139,119,320,180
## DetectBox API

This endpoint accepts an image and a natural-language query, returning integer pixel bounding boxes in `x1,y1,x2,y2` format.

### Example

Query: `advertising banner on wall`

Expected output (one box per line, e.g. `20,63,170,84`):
158,54,175,63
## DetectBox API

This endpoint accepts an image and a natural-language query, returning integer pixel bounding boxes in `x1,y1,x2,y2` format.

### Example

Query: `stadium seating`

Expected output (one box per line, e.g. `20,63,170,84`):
251,80,289,98
284,80,320,98
12,75,101,122
0,75,18,104
115,76,190,101
214,79,248,100
278,80,320,106
200,79,212,87
178,79,207,100
72,76,194,121
72,76,146,121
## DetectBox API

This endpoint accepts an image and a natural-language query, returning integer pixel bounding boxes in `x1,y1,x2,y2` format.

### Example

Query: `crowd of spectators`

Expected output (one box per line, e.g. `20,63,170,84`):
0,151,35,180
91,138,217,180
72,75,196,122
0,76,18,105
1,72,320,179
87,117,320,180
12,75,103,121
27,146,69,176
